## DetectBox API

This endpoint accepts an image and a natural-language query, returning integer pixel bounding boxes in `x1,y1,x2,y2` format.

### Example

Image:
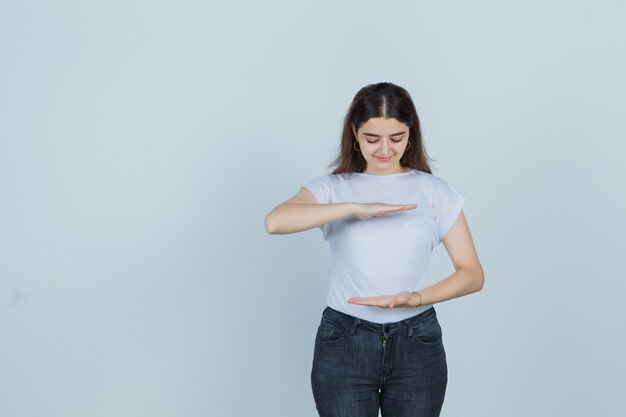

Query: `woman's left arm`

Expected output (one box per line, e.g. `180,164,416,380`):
411,210,484,307
348,210,484,308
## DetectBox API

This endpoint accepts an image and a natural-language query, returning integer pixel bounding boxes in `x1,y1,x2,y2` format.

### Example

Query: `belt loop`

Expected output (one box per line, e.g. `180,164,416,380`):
404,319,413,337
350,318,361,335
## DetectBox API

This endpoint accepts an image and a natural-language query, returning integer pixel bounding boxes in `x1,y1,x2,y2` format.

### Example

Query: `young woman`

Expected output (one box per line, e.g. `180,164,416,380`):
264,82,484,417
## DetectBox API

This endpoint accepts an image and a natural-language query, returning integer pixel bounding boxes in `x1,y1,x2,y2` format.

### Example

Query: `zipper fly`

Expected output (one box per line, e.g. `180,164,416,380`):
380,335,388,378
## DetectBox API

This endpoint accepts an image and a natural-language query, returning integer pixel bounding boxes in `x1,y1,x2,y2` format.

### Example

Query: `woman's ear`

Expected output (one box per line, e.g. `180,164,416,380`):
351,122,357,137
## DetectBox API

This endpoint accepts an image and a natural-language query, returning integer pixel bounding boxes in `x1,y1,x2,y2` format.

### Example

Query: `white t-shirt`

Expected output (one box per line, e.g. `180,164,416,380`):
301,169,465,324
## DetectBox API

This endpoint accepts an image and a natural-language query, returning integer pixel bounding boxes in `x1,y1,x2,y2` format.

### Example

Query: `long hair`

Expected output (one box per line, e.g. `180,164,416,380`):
329,82,435,175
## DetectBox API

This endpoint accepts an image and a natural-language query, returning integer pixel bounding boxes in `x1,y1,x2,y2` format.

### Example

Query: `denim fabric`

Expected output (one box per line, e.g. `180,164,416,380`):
310,306,447,417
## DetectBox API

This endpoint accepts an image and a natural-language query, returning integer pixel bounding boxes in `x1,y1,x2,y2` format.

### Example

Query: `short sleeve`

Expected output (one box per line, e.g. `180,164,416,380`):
432,177,466,243
300,174,331,205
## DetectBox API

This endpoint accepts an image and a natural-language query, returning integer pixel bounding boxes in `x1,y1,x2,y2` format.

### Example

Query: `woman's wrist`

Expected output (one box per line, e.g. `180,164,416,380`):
410,291,422,307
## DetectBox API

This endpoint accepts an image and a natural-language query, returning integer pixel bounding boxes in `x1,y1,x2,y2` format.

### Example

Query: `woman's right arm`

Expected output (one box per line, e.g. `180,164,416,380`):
265,188,418,235
264,187,357,235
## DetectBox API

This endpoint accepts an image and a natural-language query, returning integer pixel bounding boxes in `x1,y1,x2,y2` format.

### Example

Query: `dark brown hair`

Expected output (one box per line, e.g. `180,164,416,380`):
329,82,434,175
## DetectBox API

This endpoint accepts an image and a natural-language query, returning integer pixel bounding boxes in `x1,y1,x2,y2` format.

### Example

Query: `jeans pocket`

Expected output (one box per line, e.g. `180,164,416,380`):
315,319,348,343
411,316,443,346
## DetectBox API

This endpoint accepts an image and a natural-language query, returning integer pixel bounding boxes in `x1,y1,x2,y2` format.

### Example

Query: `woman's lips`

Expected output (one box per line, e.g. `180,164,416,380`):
376,156,392,162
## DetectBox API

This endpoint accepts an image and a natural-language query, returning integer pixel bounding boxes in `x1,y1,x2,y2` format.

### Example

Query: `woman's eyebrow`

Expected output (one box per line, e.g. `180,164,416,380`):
362,131,407,137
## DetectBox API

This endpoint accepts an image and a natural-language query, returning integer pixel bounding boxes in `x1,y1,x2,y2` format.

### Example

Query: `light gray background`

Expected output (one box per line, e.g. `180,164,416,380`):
1,1,625,416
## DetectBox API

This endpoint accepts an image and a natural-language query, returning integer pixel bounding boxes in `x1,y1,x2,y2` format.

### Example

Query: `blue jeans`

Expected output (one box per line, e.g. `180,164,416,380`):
310,306,448,417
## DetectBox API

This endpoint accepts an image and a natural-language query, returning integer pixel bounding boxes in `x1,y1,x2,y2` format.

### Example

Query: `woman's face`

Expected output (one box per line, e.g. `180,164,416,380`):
352,117,410,174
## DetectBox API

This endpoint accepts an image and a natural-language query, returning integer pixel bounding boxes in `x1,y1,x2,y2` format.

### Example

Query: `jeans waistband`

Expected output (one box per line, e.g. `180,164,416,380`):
321,305,436,338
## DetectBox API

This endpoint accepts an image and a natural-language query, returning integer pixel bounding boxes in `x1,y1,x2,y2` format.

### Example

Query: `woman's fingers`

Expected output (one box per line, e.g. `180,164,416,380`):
349,291,413,308
387,204,417,211
354,203,417,219
379,204,415,216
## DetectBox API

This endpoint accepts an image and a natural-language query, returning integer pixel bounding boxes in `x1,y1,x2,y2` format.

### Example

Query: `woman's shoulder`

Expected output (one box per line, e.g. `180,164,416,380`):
416,170,451,186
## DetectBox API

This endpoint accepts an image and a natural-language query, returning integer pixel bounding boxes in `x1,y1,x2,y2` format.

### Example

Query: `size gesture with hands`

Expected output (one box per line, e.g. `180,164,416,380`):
349,202,418,308
353,202,417,220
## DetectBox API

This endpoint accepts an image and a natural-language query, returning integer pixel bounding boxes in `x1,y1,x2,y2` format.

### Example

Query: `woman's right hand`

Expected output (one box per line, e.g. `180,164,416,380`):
353,203,417,220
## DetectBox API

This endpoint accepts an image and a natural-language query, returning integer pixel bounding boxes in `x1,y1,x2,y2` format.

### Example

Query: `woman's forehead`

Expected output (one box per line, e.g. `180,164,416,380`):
360,117,408,133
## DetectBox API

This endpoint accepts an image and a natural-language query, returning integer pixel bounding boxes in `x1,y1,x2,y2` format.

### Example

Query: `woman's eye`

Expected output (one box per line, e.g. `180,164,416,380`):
366,139,403,144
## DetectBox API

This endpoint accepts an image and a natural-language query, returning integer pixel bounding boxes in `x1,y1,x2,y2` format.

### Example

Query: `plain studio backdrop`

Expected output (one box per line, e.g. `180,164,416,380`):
1,1,625,416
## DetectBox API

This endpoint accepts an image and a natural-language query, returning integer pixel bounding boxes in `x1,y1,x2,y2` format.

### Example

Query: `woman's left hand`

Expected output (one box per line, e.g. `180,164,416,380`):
348,291,414,308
